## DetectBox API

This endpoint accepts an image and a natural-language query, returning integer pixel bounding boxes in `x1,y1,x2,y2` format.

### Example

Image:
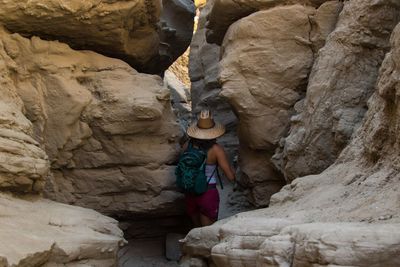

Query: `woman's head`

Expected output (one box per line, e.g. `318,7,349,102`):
187,110,225,140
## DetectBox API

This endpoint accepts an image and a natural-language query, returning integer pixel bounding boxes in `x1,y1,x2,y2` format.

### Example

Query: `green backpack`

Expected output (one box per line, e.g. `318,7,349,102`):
175,143,211,195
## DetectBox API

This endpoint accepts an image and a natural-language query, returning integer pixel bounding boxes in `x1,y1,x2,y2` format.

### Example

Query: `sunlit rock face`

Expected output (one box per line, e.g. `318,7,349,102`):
205,0,335,45
0,193,124,267
0,0,195,74
0,27,183,218
219,3,342,206
278,0,400,182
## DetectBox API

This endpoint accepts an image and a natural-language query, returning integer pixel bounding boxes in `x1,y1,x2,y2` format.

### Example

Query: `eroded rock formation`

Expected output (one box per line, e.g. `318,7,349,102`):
182,1,400,266
219,2,342,206
0,27,182,217
0,0,195,74
0,29,124,267
278,0,400,181
205,0,335,45
0,193,124,266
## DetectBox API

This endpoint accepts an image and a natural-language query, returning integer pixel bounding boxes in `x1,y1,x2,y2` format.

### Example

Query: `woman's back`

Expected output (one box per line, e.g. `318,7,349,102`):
188,140,235,182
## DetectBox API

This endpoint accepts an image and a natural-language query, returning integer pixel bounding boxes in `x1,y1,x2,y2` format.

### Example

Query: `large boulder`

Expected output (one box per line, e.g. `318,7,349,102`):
205,0,335,44
219,3,342,206
279,0,400,181
0,0,195,74
0,27,183,218
0,193,124,267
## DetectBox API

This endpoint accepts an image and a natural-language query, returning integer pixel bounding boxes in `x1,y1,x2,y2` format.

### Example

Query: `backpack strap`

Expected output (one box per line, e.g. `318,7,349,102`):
205,164,224,189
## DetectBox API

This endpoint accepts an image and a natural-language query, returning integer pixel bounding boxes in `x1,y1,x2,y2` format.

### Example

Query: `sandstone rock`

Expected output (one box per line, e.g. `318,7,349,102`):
219,4,341,206
182,18,400,267
0,193,124,266
0,0,195,74
0,38,49,193
183,216,400,267
205,0,335,44
279,0,400,181
0,27,183,217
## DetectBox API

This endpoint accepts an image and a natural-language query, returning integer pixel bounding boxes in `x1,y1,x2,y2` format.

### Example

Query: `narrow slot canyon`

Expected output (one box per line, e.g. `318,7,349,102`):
0,0,400,267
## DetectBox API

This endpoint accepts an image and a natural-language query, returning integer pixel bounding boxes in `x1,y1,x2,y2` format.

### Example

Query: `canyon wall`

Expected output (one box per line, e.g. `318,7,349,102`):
0,0,195,74
0,0,195,265
0,26,125,266
190,0,344,207
182,0,400,266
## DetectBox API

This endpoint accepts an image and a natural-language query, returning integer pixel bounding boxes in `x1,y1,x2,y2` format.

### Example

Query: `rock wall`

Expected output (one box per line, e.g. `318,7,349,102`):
278,0,400,181
182,1,400,266
0,27,183,218
0,61,49,193
219,2,342,206
0,0,195,74
0,28,125,267
0,0,197,265
205,0,335,45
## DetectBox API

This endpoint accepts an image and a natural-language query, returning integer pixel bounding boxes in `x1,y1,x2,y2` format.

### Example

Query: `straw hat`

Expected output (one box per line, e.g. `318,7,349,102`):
187,110,225,140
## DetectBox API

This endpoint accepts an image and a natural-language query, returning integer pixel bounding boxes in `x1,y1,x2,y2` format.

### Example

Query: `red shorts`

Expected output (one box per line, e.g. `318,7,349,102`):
185,188,220,221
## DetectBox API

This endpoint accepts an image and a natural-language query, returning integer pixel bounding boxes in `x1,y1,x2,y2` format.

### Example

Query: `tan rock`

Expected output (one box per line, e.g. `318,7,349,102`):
205,0,335,44
182,17,400,267
280,0,400,181
0,0,195,74
219,4,339,206
0,193,124,266
0,39,49,193
0,27,182,216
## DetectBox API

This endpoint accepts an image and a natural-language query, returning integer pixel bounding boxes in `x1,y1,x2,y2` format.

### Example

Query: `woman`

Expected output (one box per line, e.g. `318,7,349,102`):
183,110,236,227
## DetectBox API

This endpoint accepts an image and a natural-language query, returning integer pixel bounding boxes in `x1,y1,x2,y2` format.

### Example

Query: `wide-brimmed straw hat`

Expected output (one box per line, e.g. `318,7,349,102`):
187,110,225,140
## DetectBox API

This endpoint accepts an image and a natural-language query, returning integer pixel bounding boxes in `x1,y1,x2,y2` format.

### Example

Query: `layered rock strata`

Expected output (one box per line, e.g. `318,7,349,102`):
0,193,124,267
0,62,49,193
219,2,342,206
181,10,400,267
0,27,183,218
278,0,400,181
0,0,195,74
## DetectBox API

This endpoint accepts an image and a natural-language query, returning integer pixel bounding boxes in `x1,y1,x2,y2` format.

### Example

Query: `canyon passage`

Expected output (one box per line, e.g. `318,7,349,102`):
0,0,399,267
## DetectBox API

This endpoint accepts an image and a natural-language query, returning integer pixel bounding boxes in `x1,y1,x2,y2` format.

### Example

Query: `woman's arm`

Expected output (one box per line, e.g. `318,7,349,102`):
214,144,235,182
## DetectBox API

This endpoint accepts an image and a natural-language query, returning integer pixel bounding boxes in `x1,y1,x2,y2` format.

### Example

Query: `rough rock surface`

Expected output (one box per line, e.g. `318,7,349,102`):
181,14,400,267
205,0,335,44
0,0,195,74
0,32,49,193
0,27,183,218
189,0,238,158
0,193,124,267
219,3,341,206
278,0,400,182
